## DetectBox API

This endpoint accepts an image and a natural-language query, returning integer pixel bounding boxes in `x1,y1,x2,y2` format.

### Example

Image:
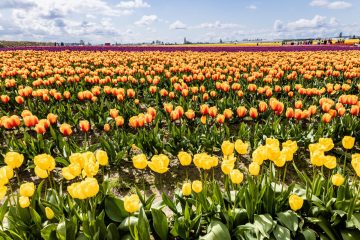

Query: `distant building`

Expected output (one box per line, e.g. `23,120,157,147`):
104,43,111,46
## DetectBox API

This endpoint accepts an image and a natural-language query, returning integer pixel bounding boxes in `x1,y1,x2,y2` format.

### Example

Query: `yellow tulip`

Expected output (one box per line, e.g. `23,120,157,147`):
69,153,85,168
19,196,30,208
132,154,148,170
331,173,345,186
235,139,249,155
67,182,86,200
177,151,192,166
34,154,56,171
230,169,244,184
0,185,7,200
95,150,109,166
318,138,334,152
266,145,281,162
342,136,355,149
148,154,169,174
123,194,141,213
82,178,100,198
249,162,260,176
289,194,303,211
192,180,203,193
45,207,55,220
308,143,321,153
221,140,234,156
266,138,280,148
62,167,76,180
324,156,337,169
182,182,192,196
274,153,286,167
69,163,81,177
82,151,96,163
0,166,14,179
83,158,99,177
35,166,49,179
4,152,24,169
20,182,35,197
310,151,325,167
221,161,234,175
351,154,360,177
282,140,298,155
252,146,267,165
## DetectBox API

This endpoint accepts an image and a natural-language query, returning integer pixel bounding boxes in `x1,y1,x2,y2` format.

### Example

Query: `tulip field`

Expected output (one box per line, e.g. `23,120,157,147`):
0,47,359,239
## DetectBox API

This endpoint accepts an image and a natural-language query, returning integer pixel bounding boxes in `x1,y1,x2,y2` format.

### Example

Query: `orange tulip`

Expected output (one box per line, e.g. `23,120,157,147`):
249,108,258,119
35,123,46,134
79,120,91,132
322,113,332,123
104,123,110,132
237,106,247,118
47,113,58,125
115,116,124,127
60,123,72,136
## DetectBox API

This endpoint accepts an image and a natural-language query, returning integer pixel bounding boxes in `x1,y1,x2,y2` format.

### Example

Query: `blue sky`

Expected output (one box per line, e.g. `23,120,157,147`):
0,0,358,44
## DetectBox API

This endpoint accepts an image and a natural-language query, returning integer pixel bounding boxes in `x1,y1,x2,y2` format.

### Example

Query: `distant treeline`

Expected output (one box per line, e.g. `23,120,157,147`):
0,41,54,48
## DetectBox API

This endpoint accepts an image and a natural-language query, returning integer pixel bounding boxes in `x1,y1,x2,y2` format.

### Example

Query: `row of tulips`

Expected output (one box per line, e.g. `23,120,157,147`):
0,135,359,239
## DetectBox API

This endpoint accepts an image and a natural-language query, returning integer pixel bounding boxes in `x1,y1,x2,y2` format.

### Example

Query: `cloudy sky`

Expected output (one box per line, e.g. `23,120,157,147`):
0,0,359,44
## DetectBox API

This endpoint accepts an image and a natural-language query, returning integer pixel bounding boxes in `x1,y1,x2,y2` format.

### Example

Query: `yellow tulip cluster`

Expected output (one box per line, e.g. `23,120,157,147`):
252,138,298,167
309,138,336,168
193,153,218,170
62,150,108,180
34,153,56,178
221,139,248,176
132,153,170,174
67,177,100,200
0,152,22,199
19,182,35,208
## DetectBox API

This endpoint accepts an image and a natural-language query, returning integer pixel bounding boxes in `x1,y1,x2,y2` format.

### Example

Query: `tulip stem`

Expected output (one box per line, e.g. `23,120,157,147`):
15,169,21,187
342,154,347,174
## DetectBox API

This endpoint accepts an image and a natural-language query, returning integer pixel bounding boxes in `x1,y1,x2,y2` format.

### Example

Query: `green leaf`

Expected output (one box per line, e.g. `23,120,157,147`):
41,223,57,240
105,196,128,222
253,214,275,238
151,208,168,240
0,198,9,223
276,211,298,232
347,213,360,230
341,229,360,240
161,193,178,214
273,225,290,240
119,216,138,232
29,207,42,227
106,223,120,240
300,228,317,240
137,208,150,240
199,220,231,240
56,219,67,240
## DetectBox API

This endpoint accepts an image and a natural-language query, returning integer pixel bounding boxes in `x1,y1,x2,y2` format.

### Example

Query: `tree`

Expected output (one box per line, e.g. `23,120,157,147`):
339,32,343,38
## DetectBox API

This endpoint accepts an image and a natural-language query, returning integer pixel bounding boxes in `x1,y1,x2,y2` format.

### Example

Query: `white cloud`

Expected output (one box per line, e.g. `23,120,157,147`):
192,21,241,29
287,15,327,30
327,1,352,9
134,15,158,26
0,26,3,31
169,20,187,30
247,4,257,10
309,0,352,9
117,0,150,9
